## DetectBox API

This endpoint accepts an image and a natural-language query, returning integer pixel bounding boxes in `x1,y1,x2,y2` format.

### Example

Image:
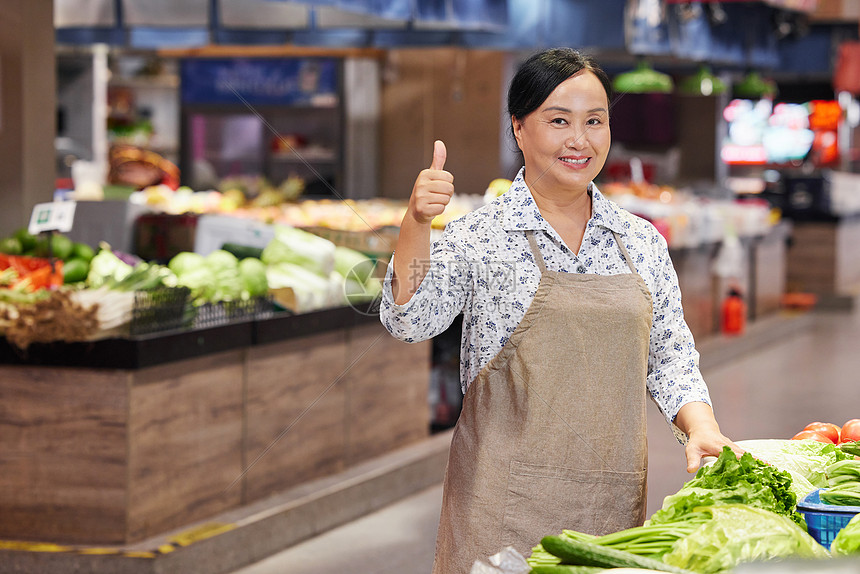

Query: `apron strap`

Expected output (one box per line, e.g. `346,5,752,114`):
611,231,638,274
529,230,637,275
526,231,547,273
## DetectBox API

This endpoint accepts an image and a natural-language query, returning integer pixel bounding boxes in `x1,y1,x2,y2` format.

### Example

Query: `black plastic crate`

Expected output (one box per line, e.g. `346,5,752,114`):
192,296,274,330
129,286,194,336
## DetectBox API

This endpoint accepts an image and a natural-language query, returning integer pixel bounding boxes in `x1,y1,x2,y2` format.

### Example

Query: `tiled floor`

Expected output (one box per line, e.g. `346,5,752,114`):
233,305,860,574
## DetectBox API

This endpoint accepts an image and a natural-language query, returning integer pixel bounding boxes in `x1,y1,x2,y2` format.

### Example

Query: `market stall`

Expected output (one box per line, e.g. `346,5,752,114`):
0,303,430,545
0,218,429,545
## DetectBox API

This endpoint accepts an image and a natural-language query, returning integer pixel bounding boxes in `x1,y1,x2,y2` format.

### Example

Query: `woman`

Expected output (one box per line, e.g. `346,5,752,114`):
379,48,741,573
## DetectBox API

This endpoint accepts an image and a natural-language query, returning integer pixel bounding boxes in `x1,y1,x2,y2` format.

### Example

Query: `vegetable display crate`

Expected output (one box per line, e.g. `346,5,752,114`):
797,489,860,546
193,296,274,330
129,286,193,336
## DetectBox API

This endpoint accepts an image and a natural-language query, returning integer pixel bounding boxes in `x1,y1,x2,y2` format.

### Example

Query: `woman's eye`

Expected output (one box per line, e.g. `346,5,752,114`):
587,117,603,125
550,118,568,126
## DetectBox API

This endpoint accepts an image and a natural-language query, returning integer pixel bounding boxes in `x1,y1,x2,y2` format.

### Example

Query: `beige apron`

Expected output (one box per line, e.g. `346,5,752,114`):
432,230,653,574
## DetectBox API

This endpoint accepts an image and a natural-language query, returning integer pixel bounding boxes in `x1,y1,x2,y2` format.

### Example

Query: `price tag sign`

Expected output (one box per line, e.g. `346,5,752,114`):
28,201,77,235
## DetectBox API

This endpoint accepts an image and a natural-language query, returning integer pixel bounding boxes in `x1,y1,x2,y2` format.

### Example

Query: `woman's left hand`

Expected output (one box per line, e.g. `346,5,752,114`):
674,401,744,473
684,428,744,473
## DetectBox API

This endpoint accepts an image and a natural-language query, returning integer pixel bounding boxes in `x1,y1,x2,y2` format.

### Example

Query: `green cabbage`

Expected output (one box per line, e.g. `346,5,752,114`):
86,249,133,288
831,512,860,555
168,251,205,276
168,250,252,304
205,249,239,271
174,266,215,303
238,258,268,298
334,246,376,285
663,504,830,573
261,226,335,277
205,249,242,301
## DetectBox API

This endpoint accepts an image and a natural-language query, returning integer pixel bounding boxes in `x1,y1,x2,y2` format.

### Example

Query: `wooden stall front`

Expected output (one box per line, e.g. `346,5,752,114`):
0,306,430,545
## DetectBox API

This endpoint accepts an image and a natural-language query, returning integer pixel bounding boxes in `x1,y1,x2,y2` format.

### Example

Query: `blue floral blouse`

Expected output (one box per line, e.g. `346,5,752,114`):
379,167,711,429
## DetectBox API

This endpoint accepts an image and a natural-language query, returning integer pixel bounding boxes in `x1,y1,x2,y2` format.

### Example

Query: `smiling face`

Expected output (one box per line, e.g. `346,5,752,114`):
512,71,610,198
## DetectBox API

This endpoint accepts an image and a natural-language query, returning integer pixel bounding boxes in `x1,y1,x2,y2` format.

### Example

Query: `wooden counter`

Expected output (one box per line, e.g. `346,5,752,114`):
0,307,430,545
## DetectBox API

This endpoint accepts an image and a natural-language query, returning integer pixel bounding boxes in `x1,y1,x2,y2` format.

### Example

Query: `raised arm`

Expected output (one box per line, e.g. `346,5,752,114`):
392,140,454,304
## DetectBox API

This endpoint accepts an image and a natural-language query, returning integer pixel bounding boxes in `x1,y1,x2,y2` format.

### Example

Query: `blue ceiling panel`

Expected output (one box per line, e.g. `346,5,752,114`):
625,0,672,56
291,28,372,45
56,27,127,45
129,27,210,48
707,3,747,65
579,0,626,51
414,0,447,22
372,0,415,21
453,0,507,28
51,0,849,83
506,0,549,49
373,29,457,46
668,3,713,62
744,4,779,69
213,29,292,44
778,26,835,75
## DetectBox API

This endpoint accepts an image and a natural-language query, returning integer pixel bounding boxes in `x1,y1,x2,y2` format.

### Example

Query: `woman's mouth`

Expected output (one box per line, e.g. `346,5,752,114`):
559,156,590,168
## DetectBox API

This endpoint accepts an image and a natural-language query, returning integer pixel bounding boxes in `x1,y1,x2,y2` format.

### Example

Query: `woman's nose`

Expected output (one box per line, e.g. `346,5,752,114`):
565,131,587,150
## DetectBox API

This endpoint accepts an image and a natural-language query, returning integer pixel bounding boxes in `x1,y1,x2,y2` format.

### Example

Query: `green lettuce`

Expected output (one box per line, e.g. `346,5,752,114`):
648,447,803,528
663,504,830,573
831,512,860,555
736,439,851,501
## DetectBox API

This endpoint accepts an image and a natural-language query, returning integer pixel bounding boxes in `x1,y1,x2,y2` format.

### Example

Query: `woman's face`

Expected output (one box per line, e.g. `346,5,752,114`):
512,71,610,197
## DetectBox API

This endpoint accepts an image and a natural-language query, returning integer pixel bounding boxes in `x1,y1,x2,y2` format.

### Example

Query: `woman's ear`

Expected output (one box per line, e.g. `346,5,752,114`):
511,115,523,147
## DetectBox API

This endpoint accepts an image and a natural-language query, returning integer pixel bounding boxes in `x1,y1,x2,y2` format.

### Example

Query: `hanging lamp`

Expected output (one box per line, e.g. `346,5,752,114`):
734,71,777,99
612,60,674,94
679,65,726,96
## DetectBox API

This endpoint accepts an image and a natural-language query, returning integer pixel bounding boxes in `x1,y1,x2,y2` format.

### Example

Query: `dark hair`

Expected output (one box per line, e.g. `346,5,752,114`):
507,48,613,124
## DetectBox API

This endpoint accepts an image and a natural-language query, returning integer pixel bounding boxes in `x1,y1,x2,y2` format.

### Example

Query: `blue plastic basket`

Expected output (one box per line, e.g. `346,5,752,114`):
797,489,860,547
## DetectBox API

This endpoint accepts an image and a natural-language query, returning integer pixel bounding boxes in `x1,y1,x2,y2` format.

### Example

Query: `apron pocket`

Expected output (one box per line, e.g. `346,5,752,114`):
501,460,646,551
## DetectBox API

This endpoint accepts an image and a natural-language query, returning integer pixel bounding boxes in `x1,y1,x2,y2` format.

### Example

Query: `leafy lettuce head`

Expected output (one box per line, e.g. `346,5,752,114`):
664,504,830,573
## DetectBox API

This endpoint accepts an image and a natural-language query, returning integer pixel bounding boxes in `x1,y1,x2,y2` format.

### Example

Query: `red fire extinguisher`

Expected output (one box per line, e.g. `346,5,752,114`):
721,288,746,336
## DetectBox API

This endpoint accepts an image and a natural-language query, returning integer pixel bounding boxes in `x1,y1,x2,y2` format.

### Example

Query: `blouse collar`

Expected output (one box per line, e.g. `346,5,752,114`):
499,167,627,236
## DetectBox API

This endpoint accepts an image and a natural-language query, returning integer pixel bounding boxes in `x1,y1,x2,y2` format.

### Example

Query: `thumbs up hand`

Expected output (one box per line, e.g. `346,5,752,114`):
407,140,454,226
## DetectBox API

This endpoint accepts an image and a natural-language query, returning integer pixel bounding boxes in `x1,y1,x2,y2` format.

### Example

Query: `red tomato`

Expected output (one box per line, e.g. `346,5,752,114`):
804,422,841,444
792,430,834,443
841,419,860,443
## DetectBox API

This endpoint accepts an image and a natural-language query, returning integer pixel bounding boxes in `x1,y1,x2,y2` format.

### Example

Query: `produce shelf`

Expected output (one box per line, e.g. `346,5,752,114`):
0,304,380,370
0,321,253,370
0,303,429,546
254,301,378,346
